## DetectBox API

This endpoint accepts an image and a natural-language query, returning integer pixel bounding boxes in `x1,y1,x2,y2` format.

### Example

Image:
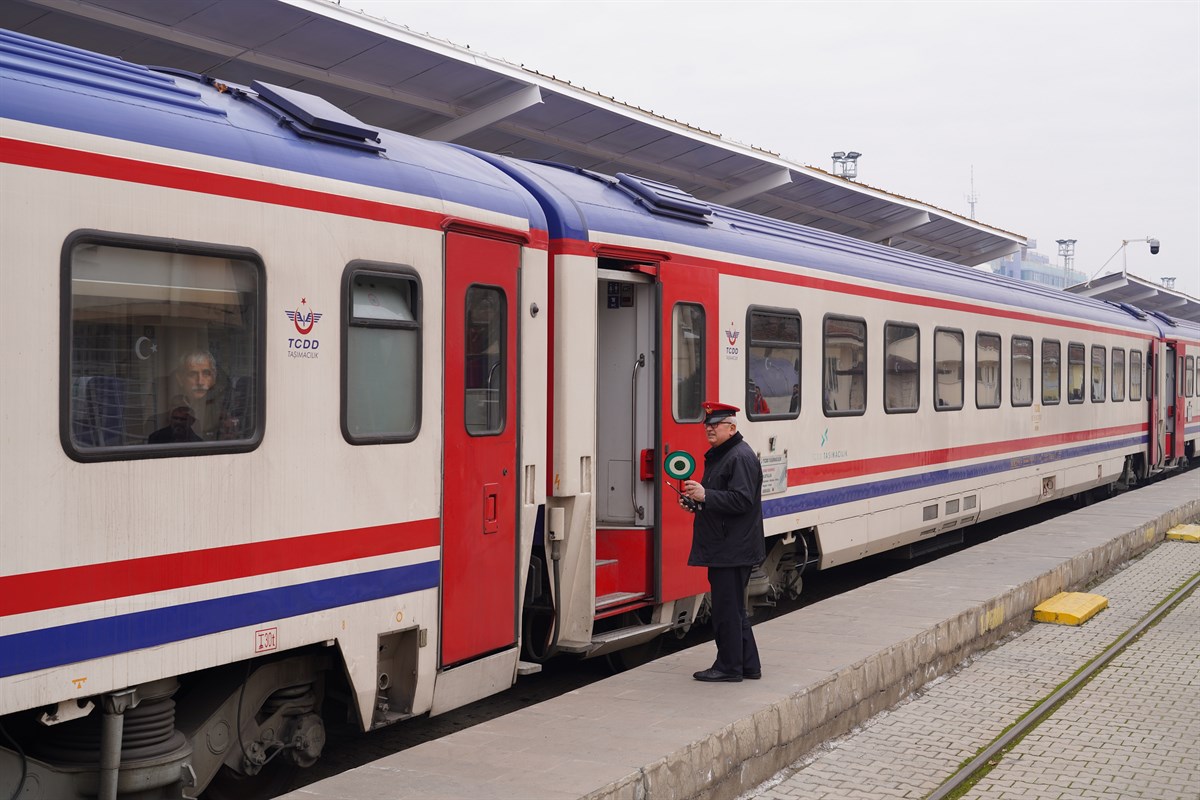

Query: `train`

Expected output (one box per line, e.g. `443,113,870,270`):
1,27,1197,800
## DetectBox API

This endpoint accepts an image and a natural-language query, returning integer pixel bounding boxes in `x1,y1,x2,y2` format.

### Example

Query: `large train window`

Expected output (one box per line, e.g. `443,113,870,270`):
884,322,919,413
746,307,800,420
1011,336,1033,407
976,333,1002,409
63,235,262,460
823,315,866,416
934,328,964,411
343,267,421,443
1090,345,1106,403
1042,340,1061,405
1112,349,1126,402
1186,356,1195,397
1067,342,1085,403
1130,349,1143,401
672,303,704,422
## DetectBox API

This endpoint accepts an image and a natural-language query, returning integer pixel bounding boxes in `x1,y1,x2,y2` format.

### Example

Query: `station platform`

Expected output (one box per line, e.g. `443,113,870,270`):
280,471,1200,800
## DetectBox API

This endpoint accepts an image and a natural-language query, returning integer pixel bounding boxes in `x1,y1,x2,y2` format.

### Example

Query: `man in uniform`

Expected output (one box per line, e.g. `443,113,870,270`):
681,401,765,682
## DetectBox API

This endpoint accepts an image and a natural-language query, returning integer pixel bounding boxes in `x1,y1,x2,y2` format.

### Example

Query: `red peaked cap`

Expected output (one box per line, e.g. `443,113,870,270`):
701,401,739,424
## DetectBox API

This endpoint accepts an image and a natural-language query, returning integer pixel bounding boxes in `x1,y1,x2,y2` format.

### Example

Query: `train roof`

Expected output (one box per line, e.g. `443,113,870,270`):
0,28,546,232
479,154,1162,335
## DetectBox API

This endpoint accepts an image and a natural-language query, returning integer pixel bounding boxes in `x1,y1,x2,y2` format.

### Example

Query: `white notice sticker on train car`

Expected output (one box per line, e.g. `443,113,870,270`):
760,453,788,496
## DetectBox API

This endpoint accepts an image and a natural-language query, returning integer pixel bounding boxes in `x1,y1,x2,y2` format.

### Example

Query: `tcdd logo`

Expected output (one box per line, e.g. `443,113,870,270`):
285,298,322,335
285,298,323,359
724,323,741,360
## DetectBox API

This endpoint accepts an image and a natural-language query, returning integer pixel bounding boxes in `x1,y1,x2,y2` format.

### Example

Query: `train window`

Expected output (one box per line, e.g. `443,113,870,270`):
64,237,262,459
884,322,919,413
1041,340,1061,405
1130,349,1143,401
464,285,506,435
976,333,1002,409
934,328,964,411
672,303,705,422
344,269,421,443
1090,345,1106,403
1112,349,1126,402
746,308,801,420
1187,356,1195,397
823,315,866,416
1067,342,1085,403
1011,337,1033,407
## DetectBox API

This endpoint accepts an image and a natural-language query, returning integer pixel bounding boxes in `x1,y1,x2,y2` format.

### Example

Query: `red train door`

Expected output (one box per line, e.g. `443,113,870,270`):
658,260,719,603
441,232,519,666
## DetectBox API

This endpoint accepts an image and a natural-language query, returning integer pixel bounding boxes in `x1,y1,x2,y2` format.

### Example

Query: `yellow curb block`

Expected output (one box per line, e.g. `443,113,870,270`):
1166,524,1200,543
1033,592,1108,625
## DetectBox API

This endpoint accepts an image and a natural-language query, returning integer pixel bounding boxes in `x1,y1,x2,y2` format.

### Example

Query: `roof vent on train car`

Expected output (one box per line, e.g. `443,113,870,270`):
1147,310,1178,327
0,28,224,118
1107,301,1148,321
526,160,620,186
247,80,384,153
614,173,713,224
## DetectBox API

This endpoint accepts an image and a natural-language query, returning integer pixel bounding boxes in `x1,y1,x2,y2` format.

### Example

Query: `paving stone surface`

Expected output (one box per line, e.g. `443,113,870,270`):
743,541,1200,800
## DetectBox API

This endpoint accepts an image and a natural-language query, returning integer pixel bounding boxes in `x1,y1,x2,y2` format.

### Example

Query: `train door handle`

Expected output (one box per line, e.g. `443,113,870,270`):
483,483,499,534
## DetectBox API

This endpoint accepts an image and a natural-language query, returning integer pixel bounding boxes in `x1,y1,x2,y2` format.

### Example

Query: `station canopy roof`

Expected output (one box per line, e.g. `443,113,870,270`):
3,0,1027,267
1066,272,1200,324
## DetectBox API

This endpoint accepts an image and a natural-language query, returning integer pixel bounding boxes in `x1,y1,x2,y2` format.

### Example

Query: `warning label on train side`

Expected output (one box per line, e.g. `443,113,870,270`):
760,453,787,495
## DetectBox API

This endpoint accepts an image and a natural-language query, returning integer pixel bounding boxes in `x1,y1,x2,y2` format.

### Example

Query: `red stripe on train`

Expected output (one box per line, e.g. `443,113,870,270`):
787,423,1147,486
0,518,441,617
1,138,547,246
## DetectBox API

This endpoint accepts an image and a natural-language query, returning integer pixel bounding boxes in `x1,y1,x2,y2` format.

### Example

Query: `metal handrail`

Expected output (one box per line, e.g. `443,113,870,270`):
631,353,645,521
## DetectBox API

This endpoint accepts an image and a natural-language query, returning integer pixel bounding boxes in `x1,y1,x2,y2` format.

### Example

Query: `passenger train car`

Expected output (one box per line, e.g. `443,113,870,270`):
0,29,1194,799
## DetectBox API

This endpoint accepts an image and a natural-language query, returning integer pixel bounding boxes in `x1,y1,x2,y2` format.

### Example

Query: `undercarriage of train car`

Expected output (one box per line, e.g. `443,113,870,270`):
0,650,337,800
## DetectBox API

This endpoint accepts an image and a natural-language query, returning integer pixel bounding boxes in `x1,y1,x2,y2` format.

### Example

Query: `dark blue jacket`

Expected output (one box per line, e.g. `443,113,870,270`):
687,432,766,568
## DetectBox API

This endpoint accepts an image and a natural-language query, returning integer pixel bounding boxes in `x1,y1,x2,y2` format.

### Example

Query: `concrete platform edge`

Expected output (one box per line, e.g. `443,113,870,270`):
584,487,1200,800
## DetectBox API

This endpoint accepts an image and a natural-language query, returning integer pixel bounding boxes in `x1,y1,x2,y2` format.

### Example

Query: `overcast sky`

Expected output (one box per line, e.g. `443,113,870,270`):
347,0,1199,296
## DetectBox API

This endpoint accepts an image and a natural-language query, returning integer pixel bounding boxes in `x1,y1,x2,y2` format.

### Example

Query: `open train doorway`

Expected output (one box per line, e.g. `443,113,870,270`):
595,266,657,612
1150,340,1183,470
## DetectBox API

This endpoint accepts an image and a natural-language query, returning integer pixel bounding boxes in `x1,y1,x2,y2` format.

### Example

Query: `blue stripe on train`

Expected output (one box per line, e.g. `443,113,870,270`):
764,435,1147,518
0,560,439,677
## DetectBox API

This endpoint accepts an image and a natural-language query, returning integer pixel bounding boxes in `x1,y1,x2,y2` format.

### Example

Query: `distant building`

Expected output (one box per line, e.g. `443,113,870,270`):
990,240,1086,289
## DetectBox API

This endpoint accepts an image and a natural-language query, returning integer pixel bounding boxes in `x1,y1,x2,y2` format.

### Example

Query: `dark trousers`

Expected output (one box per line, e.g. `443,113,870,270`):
707,565,761,676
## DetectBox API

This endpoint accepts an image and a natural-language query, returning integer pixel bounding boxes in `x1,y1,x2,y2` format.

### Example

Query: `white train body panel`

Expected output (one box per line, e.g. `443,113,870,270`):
1,101,546,733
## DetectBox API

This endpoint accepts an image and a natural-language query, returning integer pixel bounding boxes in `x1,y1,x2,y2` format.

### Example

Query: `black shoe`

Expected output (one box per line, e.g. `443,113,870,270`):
743,670,762,680
693,668,742,682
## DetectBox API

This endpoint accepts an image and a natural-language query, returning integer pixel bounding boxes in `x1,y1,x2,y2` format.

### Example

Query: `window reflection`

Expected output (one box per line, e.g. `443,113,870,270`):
747,310,800,418
935,329,964,411
823,316,866,416
884,323,919,413
465,285,505,435
672,304,704,422
68,241,259,452
346,272,420,440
